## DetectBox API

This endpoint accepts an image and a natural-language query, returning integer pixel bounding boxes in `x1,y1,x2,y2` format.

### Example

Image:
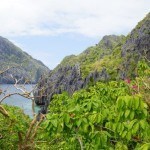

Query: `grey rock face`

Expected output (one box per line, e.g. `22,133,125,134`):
122,13,150,57
120,13,150,78
34,64,109,113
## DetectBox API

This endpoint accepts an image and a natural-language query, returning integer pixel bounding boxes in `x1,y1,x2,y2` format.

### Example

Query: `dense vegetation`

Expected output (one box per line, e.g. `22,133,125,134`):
0,13,150,149
35,60,149,150
1,60,149,150
0,105,31,149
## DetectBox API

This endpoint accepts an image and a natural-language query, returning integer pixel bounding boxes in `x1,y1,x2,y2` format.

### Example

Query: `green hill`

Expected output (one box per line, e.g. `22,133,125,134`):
0,36,50,83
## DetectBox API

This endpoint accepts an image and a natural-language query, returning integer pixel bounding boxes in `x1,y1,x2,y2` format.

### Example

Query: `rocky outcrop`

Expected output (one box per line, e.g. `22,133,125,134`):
0,36,50,83
122,13,150,59
34,65,109,113
98,35,125,50
120,12,150,78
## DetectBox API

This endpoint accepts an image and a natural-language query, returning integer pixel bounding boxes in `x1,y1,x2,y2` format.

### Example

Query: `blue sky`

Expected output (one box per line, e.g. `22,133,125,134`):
0,0,149,69
10,34,98,68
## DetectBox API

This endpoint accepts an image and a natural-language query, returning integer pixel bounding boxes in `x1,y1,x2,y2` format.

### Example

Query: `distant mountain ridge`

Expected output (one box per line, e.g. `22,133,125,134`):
0,36,50,84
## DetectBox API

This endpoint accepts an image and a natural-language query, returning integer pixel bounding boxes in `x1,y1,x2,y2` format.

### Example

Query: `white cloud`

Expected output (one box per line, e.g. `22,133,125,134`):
0,0,149,37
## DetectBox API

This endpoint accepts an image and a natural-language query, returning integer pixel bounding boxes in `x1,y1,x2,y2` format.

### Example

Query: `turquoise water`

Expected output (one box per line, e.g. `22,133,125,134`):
0,84,41,117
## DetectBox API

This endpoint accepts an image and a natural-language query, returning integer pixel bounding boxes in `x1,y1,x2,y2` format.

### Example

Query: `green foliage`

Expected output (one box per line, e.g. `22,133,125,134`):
37,76,150,149
137,59,150,77
38,59,149,149
0,105,30,149
0,55,149,150
1,60,149,150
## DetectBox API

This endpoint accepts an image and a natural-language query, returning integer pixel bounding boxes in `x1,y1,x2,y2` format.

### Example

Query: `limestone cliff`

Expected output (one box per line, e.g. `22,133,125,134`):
34,13,150,113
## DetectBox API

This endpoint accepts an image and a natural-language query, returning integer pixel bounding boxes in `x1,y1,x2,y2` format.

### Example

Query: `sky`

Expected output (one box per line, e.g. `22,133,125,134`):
0,0,149,69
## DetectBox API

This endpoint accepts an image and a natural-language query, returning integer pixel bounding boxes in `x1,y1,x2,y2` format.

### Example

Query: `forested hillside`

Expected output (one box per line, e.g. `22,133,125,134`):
0,36,50,83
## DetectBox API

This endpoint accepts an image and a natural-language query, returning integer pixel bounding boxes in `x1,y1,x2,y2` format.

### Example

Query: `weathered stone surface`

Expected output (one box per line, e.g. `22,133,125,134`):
122,13,150,59
120,13,150,78
34,64,109,113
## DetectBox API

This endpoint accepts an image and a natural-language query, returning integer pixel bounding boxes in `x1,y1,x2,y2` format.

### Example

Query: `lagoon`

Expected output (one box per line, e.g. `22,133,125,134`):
0,84,40,117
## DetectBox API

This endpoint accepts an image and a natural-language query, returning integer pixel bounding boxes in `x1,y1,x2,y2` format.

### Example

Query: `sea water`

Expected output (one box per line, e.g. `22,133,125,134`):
0,84,41,118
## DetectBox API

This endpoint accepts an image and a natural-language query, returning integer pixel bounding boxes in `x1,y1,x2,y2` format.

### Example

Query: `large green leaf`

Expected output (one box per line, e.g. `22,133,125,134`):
128,119,138,130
